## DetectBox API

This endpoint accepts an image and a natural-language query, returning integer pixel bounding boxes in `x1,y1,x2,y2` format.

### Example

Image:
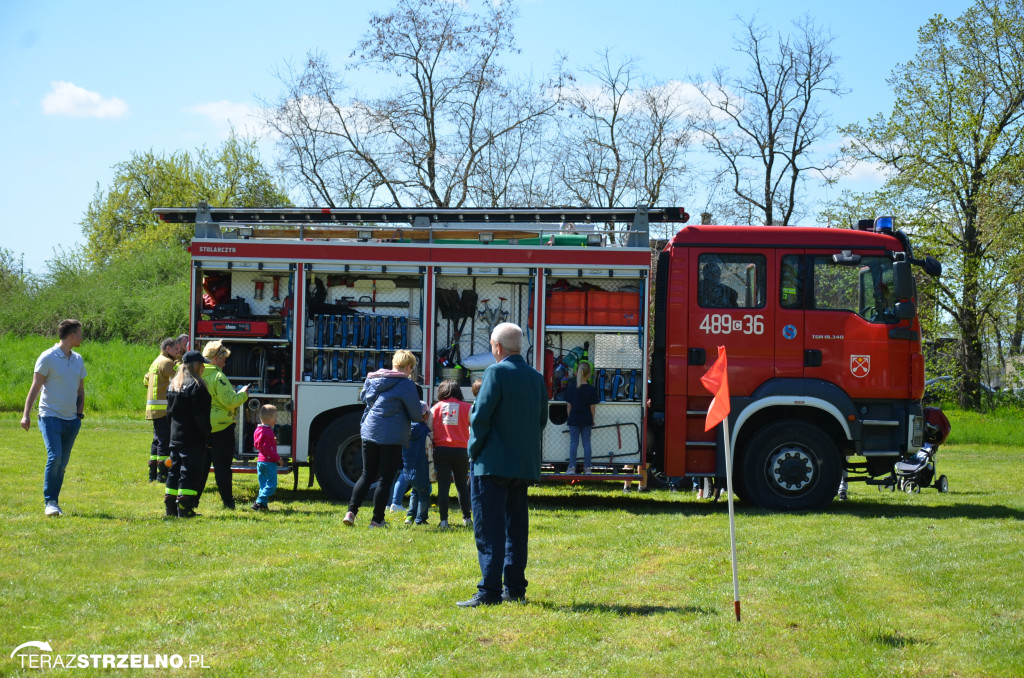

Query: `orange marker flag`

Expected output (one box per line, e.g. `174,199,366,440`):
700,345,741,622
701,346,730,432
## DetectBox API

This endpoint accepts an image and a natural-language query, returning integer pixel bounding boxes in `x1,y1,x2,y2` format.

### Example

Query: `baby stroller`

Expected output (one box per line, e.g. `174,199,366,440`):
890,407,952,494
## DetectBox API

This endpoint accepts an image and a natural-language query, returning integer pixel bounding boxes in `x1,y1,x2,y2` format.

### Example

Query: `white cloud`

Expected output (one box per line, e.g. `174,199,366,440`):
41,81,128,118
185,100,268,139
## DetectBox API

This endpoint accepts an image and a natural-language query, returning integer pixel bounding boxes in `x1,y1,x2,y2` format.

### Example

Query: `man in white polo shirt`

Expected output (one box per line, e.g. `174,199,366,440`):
21,319,88,517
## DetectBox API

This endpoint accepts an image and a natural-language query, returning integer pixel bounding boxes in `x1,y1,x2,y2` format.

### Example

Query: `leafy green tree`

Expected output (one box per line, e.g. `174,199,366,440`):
842,0,1024,409
82,132,291,266
0,248,30,296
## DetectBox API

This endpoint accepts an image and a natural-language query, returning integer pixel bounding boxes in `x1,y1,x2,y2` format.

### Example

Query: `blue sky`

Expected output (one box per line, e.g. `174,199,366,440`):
0,0,974,274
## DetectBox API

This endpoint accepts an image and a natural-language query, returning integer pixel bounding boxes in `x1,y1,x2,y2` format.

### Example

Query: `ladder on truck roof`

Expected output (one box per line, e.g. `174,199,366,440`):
154,203,689,247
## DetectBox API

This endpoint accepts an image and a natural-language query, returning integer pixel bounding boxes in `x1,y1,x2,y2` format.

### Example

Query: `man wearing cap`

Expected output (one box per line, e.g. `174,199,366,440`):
201,340,249,509
458,322,547,607
144,337,181,482
21,319,87,517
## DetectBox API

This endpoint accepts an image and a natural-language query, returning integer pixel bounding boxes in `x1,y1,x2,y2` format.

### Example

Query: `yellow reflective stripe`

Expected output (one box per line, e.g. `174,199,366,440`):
150,455,159,461
165,488,179,496
178,489,198,496
157,456,169,461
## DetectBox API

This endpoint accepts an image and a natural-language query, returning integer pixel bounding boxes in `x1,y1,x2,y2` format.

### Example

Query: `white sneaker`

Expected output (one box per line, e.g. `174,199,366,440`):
439,520,449,529
463,517,473,527
44,502,63,517
582,466,592,474
388,503,404,513
342,511,355,526
565,466,577,475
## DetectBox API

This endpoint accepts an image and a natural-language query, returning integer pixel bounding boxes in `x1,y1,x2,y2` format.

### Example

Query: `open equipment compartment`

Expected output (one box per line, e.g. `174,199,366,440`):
541,271,649,474
192,264,295,465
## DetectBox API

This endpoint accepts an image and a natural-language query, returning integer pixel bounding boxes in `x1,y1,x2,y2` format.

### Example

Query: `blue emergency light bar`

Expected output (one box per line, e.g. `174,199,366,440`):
874,216,895,234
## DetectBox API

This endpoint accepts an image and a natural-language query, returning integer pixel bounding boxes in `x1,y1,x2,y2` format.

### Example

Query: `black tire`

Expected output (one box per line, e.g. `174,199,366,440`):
644,467,671,490
936,475,949,493
740,420,842,511
313,413,364,502
730,470,750,504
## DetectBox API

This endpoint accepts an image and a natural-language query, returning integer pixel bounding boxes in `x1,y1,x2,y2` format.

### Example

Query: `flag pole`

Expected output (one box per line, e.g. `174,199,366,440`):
722,415,741,622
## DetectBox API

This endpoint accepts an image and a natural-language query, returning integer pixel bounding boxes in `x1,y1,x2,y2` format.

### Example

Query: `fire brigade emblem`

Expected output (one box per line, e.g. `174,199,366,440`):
850,355,871,378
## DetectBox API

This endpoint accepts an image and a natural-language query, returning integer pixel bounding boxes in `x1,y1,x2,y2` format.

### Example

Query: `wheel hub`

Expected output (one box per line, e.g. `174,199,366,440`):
768,445,814,491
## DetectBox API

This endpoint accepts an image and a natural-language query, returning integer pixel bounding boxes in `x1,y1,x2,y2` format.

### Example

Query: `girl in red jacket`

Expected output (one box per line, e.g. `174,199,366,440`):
430,379,472,528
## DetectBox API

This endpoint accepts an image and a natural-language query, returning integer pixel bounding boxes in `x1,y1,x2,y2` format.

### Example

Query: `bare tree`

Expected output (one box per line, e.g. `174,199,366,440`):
552,51,691,239
261,0,564,208
694,16,846,225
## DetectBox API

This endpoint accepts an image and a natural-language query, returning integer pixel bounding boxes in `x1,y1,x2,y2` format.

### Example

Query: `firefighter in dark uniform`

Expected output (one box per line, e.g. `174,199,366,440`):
165,351,212,518
144,337,180,482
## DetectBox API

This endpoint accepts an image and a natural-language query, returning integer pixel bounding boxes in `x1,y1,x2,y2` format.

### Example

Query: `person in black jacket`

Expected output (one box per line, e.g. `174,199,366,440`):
165,351,213,518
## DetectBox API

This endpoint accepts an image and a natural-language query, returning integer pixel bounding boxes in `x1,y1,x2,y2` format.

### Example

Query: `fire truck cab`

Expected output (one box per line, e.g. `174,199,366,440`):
649,219,937,509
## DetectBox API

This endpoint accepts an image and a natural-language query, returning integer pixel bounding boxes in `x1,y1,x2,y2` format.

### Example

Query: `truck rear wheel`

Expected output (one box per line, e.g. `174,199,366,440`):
741,420,841,511
314,413,363,502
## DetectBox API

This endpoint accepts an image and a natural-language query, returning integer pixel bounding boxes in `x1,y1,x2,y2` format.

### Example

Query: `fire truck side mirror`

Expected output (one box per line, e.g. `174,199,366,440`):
893,260,914,299
894,301,917,320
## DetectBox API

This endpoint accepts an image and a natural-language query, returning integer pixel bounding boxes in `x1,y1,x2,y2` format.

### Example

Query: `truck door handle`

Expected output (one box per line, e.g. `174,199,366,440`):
804,349,822,367
688,348,706,366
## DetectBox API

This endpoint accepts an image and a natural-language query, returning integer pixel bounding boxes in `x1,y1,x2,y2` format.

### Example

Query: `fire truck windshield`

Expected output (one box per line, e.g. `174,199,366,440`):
810,255,901,324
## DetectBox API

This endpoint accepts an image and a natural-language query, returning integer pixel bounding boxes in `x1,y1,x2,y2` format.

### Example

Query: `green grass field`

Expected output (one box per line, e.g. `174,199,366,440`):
1,410,1022,677
0,334,157,415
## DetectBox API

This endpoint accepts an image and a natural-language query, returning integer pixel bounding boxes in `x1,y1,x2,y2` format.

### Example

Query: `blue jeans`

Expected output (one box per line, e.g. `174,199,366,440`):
40,416,81,504
406,482,431,524
470,474,531,600
568,425,592,468
390,471,410,507
256,461,278,504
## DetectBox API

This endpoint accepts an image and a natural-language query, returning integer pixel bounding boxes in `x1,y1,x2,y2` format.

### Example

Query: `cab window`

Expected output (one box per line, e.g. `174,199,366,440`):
780,255,803,309
810,255,898,324
698,254,766,309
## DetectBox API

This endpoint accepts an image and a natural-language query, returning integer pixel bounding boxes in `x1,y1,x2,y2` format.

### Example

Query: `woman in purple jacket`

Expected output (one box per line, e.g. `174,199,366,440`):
343,349,422,528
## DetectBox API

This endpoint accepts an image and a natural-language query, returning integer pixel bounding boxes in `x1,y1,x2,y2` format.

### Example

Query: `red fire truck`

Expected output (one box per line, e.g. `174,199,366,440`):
156,203,939,510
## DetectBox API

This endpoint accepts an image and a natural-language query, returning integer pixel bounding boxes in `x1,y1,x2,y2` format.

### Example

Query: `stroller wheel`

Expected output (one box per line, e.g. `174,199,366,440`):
904,481,918,494
936,475,949,493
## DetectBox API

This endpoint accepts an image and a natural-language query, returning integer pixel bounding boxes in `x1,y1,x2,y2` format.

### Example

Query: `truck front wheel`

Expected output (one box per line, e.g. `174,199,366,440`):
741,421,841,511
313,413,364,502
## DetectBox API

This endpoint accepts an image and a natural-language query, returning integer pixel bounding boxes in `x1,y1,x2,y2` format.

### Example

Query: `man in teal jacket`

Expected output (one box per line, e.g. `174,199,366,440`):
458,323,548,607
